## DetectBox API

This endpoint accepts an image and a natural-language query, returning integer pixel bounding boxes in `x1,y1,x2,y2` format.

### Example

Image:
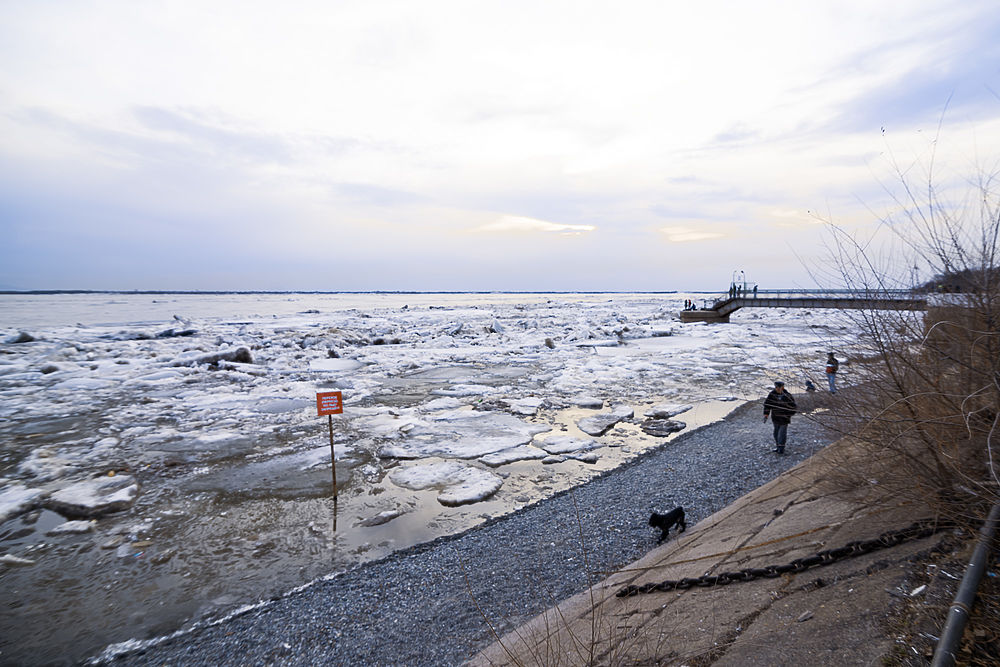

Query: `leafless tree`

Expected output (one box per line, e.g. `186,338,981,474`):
816,146,1000,522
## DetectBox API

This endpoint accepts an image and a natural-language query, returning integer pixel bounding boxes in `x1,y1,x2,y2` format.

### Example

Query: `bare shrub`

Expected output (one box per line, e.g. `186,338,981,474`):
815,146,1000,523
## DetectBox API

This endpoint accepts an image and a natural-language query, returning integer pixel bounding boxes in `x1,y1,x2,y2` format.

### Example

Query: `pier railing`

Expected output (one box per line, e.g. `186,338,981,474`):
683,288,927,323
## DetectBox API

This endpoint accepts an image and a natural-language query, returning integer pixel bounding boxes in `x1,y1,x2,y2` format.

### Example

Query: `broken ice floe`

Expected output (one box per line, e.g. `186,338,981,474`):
0,554,36,567
576,404,634,436
508,397,545,416
571,396,604,408
170,346,253,367
45,475,140,518
308,358,365,372
479,445,548,467
378,410,550,459
640,419,687,437
0,484,45,522
4,331,36,344
388,462,504,506
536,436,600,455
643,403,693,419
47,519,97,535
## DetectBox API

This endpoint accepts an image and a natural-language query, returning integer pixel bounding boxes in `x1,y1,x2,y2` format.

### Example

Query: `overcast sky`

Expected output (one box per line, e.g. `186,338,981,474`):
1,1,998,292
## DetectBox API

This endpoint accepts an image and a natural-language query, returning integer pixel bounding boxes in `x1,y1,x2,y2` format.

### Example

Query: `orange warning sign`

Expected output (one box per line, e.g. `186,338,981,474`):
316,391,343,416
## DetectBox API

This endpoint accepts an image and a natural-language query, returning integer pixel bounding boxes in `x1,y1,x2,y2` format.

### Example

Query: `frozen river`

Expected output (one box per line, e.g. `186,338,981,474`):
0,292,857,664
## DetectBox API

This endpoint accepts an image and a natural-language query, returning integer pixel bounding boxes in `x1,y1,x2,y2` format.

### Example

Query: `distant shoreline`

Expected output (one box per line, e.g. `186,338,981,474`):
0,289,721,296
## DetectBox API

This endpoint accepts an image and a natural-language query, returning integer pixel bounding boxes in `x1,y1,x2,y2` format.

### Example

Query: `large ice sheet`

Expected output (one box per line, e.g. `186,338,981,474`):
388,461,504,506
378,410,550,459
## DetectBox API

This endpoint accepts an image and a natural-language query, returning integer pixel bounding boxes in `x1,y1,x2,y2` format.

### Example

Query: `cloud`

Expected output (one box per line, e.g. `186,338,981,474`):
331,182,425,206
659,226,725,243
473,215,597,235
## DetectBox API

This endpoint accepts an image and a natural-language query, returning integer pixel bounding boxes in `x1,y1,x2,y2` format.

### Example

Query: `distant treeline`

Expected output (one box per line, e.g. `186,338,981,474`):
916,268,999,293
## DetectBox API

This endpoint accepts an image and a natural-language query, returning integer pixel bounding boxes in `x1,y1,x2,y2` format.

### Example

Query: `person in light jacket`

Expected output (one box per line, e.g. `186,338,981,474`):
763,381,797,455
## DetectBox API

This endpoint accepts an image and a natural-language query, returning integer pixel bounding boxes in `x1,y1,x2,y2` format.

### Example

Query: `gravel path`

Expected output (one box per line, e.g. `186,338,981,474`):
102,400,837,666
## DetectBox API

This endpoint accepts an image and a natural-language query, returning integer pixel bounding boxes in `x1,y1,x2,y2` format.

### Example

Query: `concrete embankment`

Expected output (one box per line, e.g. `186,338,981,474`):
469,435,953,666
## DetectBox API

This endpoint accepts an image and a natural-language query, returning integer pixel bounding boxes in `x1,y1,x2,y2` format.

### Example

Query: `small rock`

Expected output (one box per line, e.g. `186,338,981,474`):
797,611,813,622
910,585,927,597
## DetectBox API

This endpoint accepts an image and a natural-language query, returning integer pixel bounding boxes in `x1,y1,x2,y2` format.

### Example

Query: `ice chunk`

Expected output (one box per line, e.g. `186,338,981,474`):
421,397,465,412
575,339,620,347
388,461,503,506
640,419,687,436
53,377,118,390
431,384,494,397
17,447,77,482
308,358,365,372
47,519,97,535
577,413,622,436
255,397,311,414
480,445,548,467
46,475,140,518
536,436,600,455
124,370,186,385
379,411,549,459
644,403,693,419
1,554,36,567
610,404,634,419
570,396,604,409
0,484,45,522
4,331,35,344
508,397,545,416
170,346,253,367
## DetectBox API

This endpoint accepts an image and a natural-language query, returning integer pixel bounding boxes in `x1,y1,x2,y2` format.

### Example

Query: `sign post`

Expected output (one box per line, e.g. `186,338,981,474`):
316,391,344,500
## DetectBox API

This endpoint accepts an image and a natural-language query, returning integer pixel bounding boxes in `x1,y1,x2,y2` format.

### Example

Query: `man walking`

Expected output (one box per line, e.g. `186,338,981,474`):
825,352,839,393
763,381,797,455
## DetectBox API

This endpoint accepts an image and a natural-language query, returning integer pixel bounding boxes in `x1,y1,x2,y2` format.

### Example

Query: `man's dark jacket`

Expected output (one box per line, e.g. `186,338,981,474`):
763,389,797,425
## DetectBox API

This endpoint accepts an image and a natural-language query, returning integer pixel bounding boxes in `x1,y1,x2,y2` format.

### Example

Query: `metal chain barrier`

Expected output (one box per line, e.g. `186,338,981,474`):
616,518,953,598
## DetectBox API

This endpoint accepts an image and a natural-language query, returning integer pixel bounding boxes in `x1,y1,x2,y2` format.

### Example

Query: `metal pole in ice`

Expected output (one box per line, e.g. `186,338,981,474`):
316,391,344,501
328,414,337,501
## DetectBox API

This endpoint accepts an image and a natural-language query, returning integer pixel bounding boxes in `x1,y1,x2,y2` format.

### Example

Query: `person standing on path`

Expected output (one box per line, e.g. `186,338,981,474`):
825,352,839,393
763,380,797,455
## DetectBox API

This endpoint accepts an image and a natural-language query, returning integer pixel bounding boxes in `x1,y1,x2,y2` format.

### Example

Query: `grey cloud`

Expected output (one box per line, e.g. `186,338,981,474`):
810,13,1000,134
133,106,292,163
712,123,761,145
330,182,426,206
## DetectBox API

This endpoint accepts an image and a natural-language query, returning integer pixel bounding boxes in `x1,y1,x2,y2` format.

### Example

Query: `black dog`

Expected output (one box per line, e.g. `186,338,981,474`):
649,507,686,542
